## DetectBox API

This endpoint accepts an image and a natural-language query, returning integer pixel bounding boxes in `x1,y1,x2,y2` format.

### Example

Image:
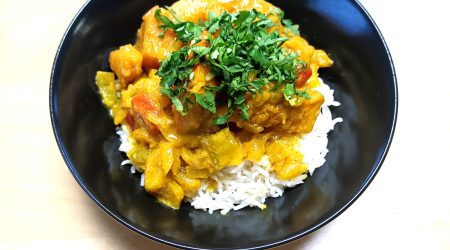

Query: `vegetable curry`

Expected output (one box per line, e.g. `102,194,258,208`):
96,0,333,209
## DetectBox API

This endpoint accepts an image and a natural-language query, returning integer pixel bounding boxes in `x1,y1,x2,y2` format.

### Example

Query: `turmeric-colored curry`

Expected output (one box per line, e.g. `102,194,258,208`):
96,0,333,209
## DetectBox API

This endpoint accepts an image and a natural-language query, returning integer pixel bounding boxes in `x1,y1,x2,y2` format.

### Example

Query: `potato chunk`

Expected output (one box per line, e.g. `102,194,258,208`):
109,44,143,87
237,86,324,134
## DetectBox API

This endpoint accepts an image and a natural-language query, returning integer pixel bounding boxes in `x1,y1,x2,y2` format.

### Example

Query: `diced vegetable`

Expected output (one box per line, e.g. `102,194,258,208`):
131,94,160,135
131,128,159,147
171,150,182,175
159,141,175,175
242,135,268,162
95,71,117,108
173,172,201,198
155,179,184,209
274,162,308,180
201,128,244,169
144,148,167,192
127,146,149,168
186,167,209,179
295,65,312,88
180,147,211,169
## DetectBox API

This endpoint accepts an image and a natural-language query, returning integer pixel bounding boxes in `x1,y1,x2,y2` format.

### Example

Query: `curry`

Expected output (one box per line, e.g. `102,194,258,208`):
96,0,333,209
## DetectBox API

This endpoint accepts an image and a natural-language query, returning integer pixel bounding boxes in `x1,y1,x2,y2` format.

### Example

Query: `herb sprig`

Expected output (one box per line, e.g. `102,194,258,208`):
156,8,308,125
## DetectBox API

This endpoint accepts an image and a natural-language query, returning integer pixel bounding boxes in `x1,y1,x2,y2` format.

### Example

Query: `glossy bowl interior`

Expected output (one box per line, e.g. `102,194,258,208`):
50,0,397,249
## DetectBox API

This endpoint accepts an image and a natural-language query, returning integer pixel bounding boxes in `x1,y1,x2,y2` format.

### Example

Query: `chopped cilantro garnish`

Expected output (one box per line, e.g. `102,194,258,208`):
155,9,203,42
156,8,310,125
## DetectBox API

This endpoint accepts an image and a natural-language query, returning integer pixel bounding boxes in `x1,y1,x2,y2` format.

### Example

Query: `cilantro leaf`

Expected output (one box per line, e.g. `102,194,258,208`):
283,83,296,98
282,19,300,35
194,90,216,113
155,9,202,42
212,111,233,125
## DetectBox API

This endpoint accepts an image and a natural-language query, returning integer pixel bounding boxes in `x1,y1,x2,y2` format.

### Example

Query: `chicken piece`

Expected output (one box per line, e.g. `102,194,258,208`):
172,102,217,134
135,6,183,70
281,90,324,133
109,44,143,88
235,85,324,134
121,71,171,109
172,103,205,134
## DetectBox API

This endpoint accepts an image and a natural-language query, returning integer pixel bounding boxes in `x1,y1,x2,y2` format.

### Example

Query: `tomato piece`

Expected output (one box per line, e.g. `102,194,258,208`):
295,65,312,88
131,94,160,134
132,94,158,114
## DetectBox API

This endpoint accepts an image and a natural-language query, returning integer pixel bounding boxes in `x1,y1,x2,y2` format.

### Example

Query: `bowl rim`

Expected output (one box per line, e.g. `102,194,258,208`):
49,0,398,249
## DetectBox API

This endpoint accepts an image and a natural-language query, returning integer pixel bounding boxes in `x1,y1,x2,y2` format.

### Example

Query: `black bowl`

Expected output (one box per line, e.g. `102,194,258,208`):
50,0,397,249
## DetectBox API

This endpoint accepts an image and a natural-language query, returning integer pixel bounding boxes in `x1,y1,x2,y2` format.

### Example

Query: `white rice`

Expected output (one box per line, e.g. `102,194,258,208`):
187,156,308,215
117,78,342,214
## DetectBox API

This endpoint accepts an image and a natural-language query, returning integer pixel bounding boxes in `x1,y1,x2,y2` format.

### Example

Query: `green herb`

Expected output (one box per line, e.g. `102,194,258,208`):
155,9,203,42
283,83,311,100
156,8,309,125
274,8,300,36
282,19,300,36
195,90,216,113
